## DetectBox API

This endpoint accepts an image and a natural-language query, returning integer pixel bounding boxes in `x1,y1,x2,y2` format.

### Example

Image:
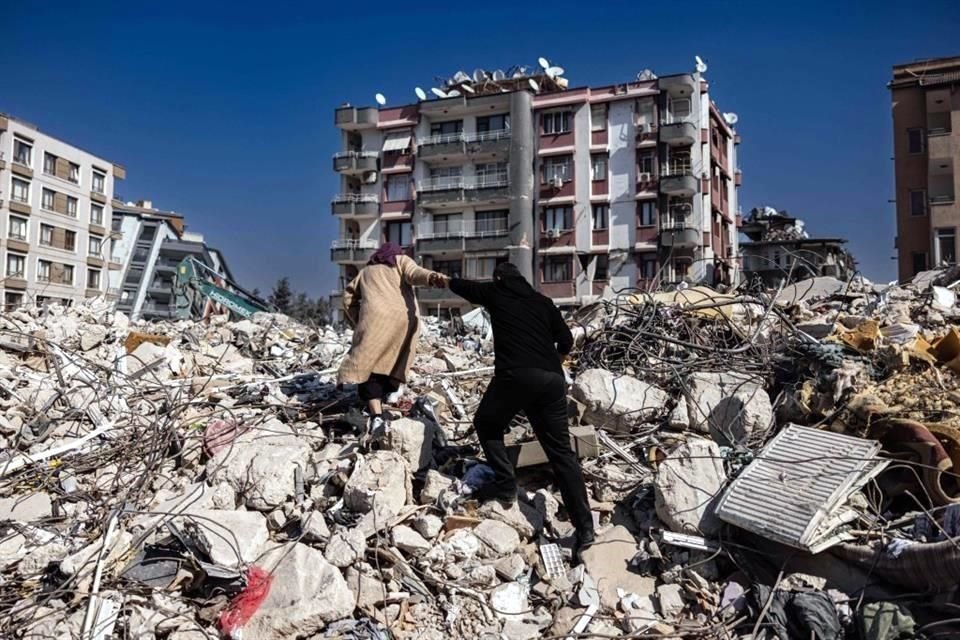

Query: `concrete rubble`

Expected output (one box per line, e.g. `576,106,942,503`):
3,271,960,638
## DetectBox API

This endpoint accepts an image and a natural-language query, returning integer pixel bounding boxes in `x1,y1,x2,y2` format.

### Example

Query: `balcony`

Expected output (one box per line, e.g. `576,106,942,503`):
418,174,510,208
658,74,697,98
333,151,379,175
416,219,510,253
331,193,379,217
928,133,953,162
659,120,697,146
331,239,378,263
660,168,699,196
419,130,511,161
335,106,378,130
659,220,700,248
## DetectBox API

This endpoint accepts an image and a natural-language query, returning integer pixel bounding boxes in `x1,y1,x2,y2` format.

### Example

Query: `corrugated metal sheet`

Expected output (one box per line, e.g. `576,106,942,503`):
715,424,888,552
920,71,960,87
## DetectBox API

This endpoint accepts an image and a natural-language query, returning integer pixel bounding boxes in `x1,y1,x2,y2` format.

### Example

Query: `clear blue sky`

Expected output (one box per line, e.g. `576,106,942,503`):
3,1,958,295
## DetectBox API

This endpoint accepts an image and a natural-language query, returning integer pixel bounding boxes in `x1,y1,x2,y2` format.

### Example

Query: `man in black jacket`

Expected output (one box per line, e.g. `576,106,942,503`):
444,263,595,558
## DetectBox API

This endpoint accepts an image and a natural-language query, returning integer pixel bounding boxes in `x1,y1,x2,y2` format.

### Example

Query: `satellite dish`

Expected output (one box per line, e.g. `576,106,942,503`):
528,78,540,92
637,69,657,82
461,83,475,94
446,89,461,98
492,69,506,81
453,70,470,83
473,69,488,83
695,55,708,73
538,57,550,70
546,66,565,79
723,112,739,125
415,87,427,101
431,87,448,99
375,93,386,106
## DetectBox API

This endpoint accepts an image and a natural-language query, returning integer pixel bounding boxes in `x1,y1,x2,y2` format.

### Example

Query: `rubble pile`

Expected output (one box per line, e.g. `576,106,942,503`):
3,269,960,639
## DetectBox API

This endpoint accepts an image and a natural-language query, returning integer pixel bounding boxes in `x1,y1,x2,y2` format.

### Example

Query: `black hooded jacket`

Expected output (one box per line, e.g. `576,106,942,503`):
449,273,573,375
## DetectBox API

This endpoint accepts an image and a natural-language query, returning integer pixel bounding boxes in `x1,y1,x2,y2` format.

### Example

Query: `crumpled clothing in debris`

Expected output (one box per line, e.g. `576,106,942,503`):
858,602,917,640
749,585,842,640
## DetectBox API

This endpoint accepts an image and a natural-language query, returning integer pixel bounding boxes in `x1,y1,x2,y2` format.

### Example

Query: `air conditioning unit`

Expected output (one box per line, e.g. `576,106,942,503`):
546,229,561,239
550,176,564,188
639,172,651,182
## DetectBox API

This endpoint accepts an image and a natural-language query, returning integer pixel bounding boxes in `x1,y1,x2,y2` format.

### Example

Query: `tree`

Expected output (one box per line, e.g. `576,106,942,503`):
269,277,293,314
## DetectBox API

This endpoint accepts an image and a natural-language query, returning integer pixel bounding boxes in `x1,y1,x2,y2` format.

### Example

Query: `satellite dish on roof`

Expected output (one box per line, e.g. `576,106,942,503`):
375,93,387,106
528,78,540,92
695,55,708,73
538,56,550,70
453,70,470,83
723,112,739,125
637,69,657,81
431,87,448,99
492,69,506,81
446,89,461,98
461,83,475,94
546,65,564,79
473,69,488,83
415,87,427,101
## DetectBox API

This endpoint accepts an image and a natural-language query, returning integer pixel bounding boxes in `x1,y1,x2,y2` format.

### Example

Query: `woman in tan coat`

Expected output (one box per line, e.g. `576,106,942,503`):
339,242,444,430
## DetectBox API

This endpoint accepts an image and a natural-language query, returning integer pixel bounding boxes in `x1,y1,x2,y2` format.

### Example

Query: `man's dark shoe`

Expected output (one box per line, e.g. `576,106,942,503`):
468,483,517,508
572,529,596,566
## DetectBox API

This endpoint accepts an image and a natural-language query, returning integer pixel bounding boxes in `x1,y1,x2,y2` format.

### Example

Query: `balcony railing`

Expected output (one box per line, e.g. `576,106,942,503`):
417,219,509,239
331,239,379,250
332,193,379,204
418,173,509,192
419,129,511,147
661,164,694,177
333,150,379,160
419,176,464,192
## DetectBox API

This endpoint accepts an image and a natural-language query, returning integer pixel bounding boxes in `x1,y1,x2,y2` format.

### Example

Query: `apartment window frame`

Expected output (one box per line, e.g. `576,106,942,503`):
87,268,102,290
62,263,75,286
542,155,573,184
594,254,610,281
6,252,26,278
7,216,28,242
385,220,413,247
591,154,608,182
64,229,76,252
640,257,658,280
68,162,80,184
910,189,928,216
90,204,104,226
66,196,78,217
37,259,51,283
42,188,55,211
543,255,573,283
91,170,106,194
543,205,572,232
89,235,103,256
43,152,57,176
590,103,607,132
542,110,572,135
637,150,656,176
477,114,510,133
13,137,32,167
429,120,463,137
431,213,462,235
4,292,23,311
39,223,54,246
431,258,463,279
937,227,957,266
11,177,30,204
638,201,656,226
668,97,692,122
907,128,926,154
592,204,609,230
475,209,508,235
385,174,410,201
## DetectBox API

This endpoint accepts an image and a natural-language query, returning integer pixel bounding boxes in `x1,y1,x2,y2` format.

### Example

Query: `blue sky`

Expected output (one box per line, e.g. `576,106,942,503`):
3,1,958,294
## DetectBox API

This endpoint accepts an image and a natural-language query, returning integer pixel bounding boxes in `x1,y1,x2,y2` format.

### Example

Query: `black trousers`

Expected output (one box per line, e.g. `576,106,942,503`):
474,368,594,535
358,374,400,403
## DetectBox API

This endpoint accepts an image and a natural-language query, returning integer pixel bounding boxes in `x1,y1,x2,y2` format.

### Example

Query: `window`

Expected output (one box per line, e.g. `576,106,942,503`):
385,221,412,246
476,162,507,186
638,151,656,176
89,235,103,255
42,188,55,210
37,259,51,282
542,155,572,183
592,204,609,230
6,252,25,278
910,190,928,216
638,201,656,226
669,98,692,121
138,225,157,242
591,154,608,182
908,128,925,154
912,251,928,276
432,259,462,278
8,216,27,241
594,254,609,280
429,120,462,137
133,246,150,262
11,178,29,203
4,292,23,310
87,268,102,289
477,114,510,133
466,256,506,280
66,196,78,216
475,210,508,234
40,224,54,246
542,111,571,135
112,215,123,232
13,138,32,167
90,204,104,226
640,256,658,280
44,152,57,175
64,230,76,251
668,150,691,174
937,228,956,265
543,206,572,232
590,103,607,132
110,238,119,261
92,170,106,194
385,175,410,201
543,256,572,282
68,162,80,184
432,214,461,235
62,264,74,285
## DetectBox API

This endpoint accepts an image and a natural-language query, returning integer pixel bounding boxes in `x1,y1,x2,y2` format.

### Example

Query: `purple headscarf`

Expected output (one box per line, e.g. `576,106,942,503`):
368,242,403,267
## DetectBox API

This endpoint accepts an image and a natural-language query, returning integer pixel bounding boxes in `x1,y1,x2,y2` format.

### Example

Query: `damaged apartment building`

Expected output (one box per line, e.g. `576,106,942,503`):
0,113,126,310
740,206,854,288
330,59,741,319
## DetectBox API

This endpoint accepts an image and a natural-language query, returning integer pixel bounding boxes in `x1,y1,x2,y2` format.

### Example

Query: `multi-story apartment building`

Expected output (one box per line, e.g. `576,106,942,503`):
890,55,960,280
0,114,125,309
330,62,741,318
112,199,233,320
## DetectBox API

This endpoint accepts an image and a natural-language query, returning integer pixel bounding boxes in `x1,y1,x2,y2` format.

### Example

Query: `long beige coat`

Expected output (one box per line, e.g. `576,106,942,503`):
338,255,436,385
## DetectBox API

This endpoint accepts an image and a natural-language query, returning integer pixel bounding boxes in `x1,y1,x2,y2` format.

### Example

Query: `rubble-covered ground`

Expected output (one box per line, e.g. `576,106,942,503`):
4,271,960,639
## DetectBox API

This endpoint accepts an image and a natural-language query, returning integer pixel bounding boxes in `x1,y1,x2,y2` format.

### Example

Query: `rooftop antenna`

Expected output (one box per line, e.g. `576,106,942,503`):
415,87,427,101
431,87,448,99
528,78,540,92
375,93,387,106
538,56,550,70
695,55,708,73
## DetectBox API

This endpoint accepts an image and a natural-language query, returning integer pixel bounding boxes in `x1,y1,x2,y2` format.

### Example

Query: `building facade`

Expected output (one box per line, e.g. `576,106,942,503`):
0,114,125,309
890,56,960,280
331,63,741,318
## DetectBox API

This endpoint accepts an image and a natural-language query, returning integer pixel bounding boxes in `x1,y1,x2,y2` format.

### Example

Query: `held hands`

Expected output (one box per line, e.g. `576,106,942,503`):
429,273,450,288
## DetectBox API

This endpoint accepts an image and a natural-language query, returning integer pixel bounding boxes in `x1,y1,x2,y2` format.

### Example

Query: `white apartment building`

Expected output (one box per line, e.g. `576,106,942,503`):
0,114,125,309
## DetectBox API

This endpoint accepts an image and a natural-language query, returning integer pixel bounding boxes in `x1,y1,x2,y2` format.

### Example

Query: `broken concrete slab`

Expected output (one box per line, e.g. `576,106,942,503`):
240,543,354,640
684,371,773,445
301,512,331,543
478,500,544,539
490,582,529,621
572,369,669,431
344,566,387,610
419,470,455,505
324,528,367,569
343,451,410,516
473,519,521,555
411,514,443,540
80,325,108,352
494,554,527,581
385,417,437,473
655,438,727,536
392,525,431,555
181,509,269,567
0,492,52,521
656,583,685,618
580,525,656,610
